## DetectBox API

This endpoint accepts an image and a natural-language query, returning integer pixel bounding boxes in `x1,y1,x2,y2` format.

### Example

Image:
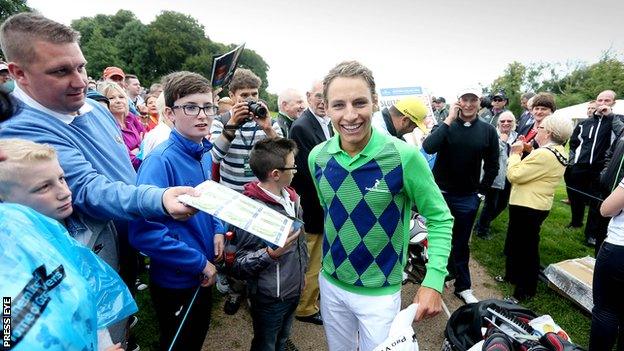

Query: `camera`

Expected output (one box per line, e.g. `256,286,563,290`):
247,101,268,119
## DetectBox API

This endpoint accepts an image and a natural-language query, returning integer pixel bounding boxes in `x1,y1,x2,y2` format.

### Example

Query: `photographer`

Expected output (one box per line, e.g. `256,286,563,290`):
209,68,283,317
210,68,283,192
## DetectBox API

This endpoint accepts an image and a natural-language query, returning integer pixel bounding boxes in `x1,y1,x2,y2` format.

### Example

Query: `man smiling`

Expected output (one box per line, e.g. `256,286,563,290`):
423,88,499,305
308,61,452,350
0,13,198,346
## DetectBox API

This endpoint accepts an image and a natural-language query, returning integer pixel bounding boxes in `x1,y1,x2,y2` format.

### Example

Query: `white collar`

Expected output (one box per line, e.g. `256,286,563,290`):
258,184,290,202
258,184,295,216
12,85,93,124
310,108,329,124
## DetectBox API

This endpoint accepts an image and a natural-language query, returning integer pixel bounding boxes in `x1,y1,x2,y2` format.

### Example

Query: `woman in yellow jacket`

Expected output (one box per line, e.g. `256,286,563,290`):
504,93,574,301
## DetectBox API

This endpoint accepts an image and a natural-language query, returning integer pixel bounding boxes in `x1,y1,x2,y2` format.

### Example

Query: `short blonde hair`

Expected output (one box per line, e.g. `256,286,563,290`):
541,114,574,145
156,92,171,126
98,81,129,115
0,139,57,198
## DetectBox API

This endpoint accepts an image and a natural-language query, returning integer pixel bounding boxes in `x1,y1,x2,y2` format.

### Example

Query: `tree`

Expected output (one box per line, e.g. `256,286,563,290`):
181,53,214,79
487,52,624,112
490,62,526,116
115,20,154,82
72,10,137,45
147,11,210,78
72,9,273,99
0,0,30,24
82,27,123,80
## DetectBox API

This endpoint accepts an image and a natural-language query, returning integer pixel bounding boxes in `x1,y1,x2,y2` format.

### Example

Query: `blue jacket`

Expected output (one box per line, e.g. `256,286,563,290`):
130,129,225,289
0,98,166,220
0,97,166,270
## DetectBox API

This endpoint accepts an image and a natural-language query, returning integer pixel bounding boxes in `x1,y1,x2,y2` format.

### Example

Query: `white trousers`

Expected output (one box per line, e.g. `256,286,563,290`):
319,274,401,351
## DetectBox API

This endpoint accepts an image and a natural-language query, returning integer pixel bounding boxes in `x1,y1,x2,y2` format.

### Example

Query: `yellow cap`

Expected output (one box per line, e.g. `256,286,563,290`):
394,97,428,132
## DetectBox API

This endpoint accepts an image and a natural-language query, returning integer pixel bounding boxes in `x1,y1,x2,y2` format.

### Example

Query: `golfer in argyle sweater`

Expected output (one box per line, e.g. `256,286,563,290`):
309,61,453,351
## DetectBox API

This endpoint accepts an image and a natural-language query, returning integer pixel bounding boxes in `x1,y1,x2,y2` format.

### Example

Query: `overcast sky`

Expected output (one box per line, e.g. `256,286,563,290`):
27,0,624,101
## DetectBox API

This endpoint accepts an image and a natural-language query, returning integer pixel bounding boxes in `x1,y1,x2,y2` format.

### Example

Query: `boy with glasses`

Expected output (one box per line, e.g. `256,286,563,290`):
227,137,307,351
129,71,225,351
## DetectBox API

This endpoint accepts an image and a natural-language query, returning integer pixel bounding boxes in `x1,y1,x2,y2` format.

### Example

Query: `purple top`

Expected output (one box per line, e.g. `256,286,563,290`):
119,113,145,170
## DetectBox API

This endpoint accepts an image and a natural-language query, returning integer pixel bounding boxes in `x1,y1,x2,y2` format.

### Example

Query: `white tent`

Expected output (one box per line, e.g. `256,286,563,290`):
552,99,624,121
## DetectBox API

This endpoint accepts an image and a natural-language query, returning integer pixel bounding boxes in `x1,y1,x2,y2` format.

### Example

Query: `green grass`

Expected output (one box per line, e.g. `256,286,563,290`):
471,182,593,347
132,273,224,351
134,182,594,349
133,273,159,351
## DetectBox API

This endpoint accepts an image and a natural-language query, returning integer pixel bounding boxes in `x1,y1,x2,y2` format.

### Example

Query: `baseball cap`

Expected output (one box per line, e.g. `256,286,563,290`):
457,88,482,99
492,91,508,100
434,96,446,103
394,97,428,132
102,66,125,80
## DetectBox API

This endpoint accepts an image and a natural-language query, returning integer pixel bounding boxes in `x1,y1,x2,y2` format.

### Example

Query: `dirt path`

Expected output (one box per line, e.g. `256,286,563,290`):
203,258,502,351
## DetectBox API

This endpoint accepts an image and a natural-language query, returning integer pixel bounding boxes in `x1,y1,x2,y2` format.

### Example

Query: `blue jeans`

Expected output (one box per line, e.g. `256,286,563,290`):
443,192,480,293
249,295,299,351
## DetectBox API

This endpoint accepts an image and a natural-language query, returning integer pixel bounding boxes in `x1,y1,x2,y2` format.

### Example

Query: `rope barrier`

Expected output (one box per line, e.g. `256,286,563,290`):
168,285,201,351
563,185,605,203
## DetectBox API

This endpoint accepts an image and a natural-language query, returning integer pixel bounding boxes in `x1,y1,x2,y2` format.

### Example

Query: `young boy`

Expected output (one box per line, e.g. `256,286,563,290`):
209,68,284,315
227,137,307,351
210,68,283,192
129,71,224,351
0,139,73,221
0,138,133,351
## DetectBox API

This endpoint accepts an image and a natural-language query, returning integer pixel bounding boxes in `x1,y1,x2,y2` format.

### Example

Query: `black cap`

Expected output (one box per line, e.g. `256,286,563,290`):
492,92,508,100
434,97,446,103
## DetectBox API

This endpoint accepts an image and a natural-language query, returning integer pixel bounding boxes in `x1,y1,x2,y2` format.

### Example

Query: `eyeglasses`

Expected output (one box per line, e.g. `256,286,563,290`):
499,120,513,123
277,165,297,171
492,98,504,102
172,104,218,117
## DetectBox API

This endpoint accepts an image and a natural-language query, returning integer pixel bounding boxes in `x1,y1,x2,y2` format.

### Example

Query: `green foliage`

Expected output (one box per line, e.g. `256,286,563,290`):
146,11,209,79
491,61,526,116
115,20,153,81
82,27,123,79
488,52,624,111
72,9,272,98
0,0,30,25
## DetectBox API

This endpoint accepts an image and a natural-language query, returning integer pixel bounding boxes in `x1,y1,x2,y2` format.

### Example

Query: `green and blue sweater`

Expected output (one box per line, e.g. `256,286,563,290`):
309,128,453,296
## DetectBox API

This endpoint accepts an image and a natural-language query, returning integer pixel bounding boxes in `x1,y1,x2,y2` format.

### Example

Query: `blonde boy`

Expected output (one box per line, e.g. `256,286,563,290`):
0,138,73,221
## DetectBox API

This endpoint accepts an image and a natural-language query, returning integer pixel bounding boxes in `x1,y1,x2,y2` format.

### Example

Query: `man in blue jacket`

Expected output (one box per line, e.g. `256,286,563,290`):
0,14,199,265
0,14,199,347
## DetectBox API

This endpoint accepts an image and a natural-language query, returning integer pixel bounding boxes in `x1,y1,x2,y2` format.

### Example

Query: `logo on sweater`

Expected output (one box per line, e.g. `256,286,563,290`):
365,179,389,193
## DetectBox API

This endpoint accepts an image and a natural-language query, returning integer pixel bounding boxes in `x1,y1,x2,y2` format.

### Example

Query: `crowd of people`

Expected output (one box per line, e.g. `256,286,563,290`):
0,11,622,351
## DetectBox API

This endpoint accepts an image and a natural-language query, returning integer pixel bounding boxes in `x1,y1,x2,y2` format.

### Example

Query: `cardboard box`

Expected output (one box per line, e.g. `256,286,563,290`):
543,256,594,314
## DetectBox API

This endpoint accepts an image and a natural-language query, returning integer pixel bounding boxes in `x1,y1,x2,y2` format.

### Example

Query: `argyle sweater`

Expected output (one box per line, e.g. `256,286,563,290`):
309,128,453,296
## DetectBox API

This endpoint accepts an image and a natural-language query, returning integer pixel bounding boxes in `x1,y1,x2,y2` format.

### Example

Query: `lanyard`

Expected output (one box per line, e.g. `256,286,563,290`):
239,123,259,150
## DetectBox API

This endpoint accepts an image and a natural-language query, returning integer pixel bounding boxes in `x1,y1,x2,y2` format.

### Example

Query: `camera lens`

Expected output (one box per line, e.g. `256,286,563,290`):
248,101,268,119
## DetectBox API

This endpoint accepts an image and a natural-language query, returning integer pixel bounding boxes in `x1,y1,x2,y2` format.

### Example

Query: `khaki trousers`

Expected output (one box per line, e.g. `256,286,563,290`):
295,232,322,317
